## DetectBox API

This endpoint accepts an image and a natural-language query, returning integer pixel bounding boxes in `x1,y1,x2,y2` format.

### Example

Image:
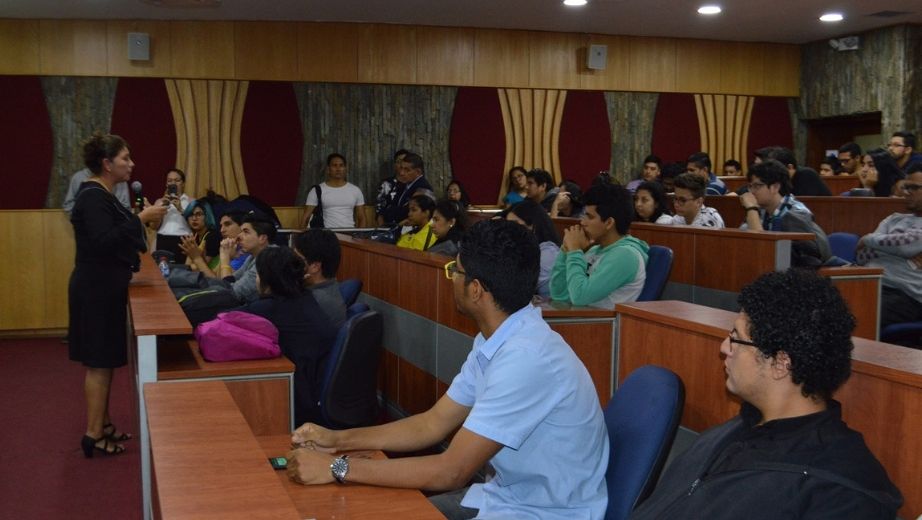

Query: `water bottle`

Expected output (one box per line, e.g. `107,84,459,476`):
158,256,171,278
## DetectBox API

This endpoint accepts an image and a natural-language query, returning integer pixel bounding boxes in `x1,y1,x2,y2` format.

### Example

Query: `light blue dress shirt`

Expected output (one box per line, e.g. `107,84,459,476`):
447,304,609,519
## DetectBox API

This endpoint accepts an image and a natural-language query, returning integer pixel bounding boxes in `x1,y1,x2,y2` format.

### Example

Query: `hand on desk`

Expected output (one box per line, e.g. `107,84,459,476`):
291,422,338,452
286,447,336,485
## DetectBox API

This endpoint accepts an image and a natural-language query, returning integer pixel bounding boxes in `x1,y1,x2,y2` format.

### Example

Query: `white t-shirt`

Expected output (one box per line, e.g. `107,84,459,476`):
305,182,365,228
158,193,191,236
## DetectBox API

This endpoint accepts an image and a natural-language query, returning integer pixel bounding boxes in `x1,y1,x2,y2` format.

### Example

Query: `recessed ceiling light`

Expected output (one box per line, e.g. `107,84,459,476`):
697,5,722,15
820,13,844,22
563,0,588,6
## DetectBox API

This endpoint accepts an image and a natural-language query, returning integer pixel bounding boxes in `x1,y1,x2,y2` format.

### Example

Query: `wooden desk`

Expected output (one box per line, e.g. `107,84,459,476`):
616,300,922,519
259,436,444,519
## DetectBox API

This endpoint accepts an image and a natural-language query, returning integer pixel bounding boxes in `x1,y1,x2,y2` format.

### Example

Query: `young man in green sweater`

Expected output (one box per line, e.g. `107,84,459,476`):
550,183,649,309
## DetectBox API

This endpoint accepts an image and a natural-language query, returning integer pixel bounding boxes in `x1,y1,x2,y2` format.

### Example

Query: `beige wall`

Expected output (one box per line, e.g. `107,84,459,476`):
0,19,800,96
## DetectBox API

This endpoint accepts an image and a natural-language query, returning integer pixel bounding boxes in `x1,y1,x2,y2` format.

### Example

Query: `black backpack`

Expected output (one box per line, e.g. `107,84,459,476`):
309,184,324,229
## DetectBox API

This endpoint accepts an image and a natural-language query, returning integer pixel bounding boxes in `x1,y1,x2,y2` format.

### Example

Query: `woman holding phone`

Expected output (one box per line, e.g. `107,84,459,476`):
149,168,191,262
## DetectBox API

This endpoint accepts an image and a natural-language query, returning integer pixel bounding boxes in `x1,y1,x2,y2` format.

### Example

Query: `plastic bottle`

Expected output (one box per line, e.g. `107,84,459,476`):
158,256,171,278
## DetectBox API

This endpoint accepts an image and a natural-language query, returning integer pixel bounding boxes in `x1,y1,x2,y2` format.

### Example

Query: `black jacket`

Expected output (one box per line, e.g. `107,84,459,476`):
629,401,902,520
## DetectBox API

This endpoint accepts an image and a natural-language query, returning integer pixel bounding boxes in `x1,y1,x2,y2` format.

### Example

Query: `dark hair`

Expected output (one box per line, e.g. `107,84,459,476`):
409,194,436,219
820,155,842,174
326,153,346,166
756,146,797,169
82,133,128,174
242,214,277,242
506,166,528,192
892,131,916,149
633,181,670,223
220,209,246,226
434,199,468,230
838,142,862,157
401,152,425,174
394,149,410,160
508,199,561,246
673,172,706,199
558,180,585,216
738,269,855,401
183,198,217,230
907,162,922,175
167,168,186,182
747,159,792,196
660,162,685,180
584,183,634,235
294,229,341,279
525,168,553,189
446,178,471,207
591,171,614,187
867,148,906,197
255,246,306,299
459,220,539,314
723,159,742,170
687,152,711,171
643,154,662,167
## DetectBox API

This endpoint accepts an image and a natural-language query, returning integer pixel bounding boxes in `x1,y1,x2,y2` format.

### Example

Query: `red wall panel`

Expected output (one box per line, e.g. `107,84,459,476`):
110,78,177,200
0,76,53,209
449,87,506,204
240,81,303,206
558,90,611,188
747,97,794,161
651,93,701,165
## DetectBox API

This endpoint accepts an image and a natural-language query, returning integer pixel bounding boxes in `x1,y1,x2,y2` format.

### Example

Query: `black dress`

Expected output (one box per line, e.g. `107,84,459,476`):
68,182,147,368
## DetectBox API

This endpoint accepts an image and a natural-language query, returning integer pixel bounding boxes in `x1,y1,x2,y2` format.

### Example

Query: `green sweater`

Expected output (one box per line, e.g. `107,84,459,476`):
549,235,649,308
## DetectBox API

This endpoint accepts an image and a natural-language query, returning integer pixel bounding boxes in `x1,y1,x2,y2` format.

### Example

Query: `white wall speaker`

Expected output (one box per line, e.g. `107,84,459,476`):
587,44,608,70
128,33,151,61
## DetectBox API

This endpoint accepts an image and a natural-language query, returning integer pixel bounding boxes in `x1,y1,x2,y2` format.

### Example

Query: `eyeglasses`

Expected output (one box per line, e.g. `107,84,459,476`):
673,196,697,205
727,331,757,351
888,142,906,148
901,183,922,193
748,182,767,191
444,260,466,280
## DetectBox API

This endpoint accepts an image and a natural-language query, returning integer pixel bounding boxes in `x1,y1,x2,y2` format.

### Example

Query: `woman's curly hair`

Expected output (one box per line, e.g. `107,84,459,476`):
738,268,856,401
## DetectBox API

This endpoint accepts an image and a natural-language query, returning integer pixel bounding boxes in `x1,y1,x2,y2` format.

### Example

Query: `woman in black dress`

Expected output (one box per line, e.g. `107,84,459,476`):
70,133,167,457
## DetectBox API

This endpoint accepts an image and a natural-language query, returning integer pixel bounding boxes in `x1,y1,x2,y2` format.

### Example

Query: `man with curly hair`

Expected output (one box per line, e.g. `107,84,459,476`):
630,269,902,519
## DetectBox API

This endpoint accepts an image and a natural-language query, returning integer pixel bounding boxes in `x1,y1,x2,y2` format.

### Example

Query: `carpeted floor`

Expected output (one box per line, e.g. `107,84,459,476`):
0,338,140,519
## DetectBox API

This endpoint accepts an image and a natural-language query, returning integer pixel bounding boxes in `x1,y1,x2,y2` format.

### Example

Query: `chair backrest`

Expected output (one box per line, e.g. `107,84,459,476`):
605,365,685,520
318,310,384,429
828,232,860,263
346,301,370,318
338,278,363,306
636,245,673,302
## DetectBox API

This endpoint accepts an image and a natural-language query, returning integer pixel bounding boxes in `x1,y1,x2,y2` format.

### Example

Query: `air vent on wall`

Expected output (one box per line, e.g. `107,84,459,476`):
141,0,221,7
867,11,912,18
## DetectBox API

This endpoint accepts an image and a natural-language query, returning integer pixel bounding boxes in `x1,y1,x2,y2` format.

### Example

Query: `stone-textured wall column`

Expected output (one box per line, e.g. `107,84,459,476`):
604,91,658,183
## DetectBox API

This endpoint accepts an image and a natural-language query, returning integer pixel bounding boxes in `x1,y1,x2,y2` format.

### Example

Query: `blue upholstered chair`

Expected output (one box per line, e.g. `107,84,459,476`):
338,278,363,306
604,365,685,520
346,301,370,318
880,322,922,350
828,232,860,264
636,246,673,302
317,310,383,429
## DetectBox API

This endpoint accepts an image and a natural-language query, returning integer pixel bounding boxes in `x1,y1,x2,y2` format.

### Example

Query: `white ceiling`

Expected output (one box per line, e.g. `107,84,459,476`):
1,0,921,44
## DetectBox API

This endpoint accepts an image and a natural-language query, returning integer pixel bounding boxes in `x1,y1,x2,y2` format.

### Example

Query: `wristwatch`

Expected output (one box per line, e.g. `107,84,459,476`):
745,206,760,212
331,455,349,484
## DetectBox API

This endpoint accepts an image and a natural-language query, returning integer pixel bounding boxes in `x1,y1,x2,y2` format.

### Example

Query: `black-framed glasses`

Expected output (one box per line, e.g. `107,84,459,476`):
728,332,757,350
444,260,465,280
748,182,767,191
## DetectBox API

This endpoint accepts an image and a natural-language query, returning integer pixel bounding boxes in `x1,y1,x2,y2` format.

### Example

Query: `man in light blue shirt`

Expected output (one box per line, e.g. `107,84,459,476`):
287,220,609,519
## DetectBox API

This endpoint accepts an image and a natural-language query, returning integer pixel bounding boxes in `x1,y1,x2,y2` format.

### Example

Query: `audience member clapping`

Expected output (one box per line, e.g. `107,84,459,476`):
179,199,220,274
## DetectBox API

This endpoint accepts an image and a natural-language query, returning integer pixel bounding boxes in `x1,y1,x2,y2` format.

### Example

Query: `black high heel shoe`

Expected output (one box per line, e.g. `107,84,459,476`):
81,435,125,458
103,423,132,442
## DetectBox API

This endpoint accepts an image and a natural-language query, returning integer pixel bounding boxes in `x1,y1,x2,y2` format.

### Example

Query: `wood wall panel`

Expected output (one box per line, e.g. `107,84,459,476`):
397,260,439,321
170,21,235,79
629,36,676,92
826,273,880,340
580,34,631,91
762,43,801,97
0,212,47,330
297,23,358,83
106,20,172,77
720,42,763,95
550,321,613,403
695,234,778,292
365,253,399,302
675,39,721,94
234,22,298,81
473,28,530,88
0,19,40,74
416,26,473,86
39,20,108,76
42,211,75,329
397,357,437,416
357,24,416,84
528,31,579,90
224,378,291,435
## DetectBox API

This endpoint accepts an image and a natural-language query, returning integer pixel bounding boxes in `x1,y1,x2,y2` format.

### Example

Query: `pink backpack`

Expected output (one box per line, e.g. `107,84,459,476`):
195,311,282,362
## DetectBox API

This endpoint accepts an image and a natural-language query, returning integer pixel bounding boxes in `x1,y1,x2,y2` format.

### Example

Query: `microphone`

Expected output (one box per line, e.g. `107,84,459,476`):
130,181,144,210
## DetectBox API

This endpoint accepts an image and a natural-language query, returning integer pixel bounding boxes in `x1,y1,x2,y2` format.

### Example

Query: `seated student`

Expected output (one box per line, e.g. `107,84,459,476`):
237,246,338,426
219,214,276,303
428,199,468,258
550,183,649,308
629,269,903,519
396,194,437,251
659,162,683,193
738,159,831,266
670,173,725,228
287,220,609,520
549,180,586,218
445,179,470,211
686,152,727,195
293,229,347,328
819,155,843,176
633,181,673,224
755,147,831,197
525,168,559,212
178,199,220,273
502,166,528,208
857,168,922,331
722,159,742,176
186,209,249,278
625,155,662,193
861,148,906,198
506,199,561,299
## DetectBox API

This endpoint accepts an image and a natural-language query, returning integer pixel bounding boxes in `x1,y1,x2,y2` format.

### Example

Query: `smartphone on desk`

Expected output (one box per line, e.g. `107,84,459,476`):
269,456,287,470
